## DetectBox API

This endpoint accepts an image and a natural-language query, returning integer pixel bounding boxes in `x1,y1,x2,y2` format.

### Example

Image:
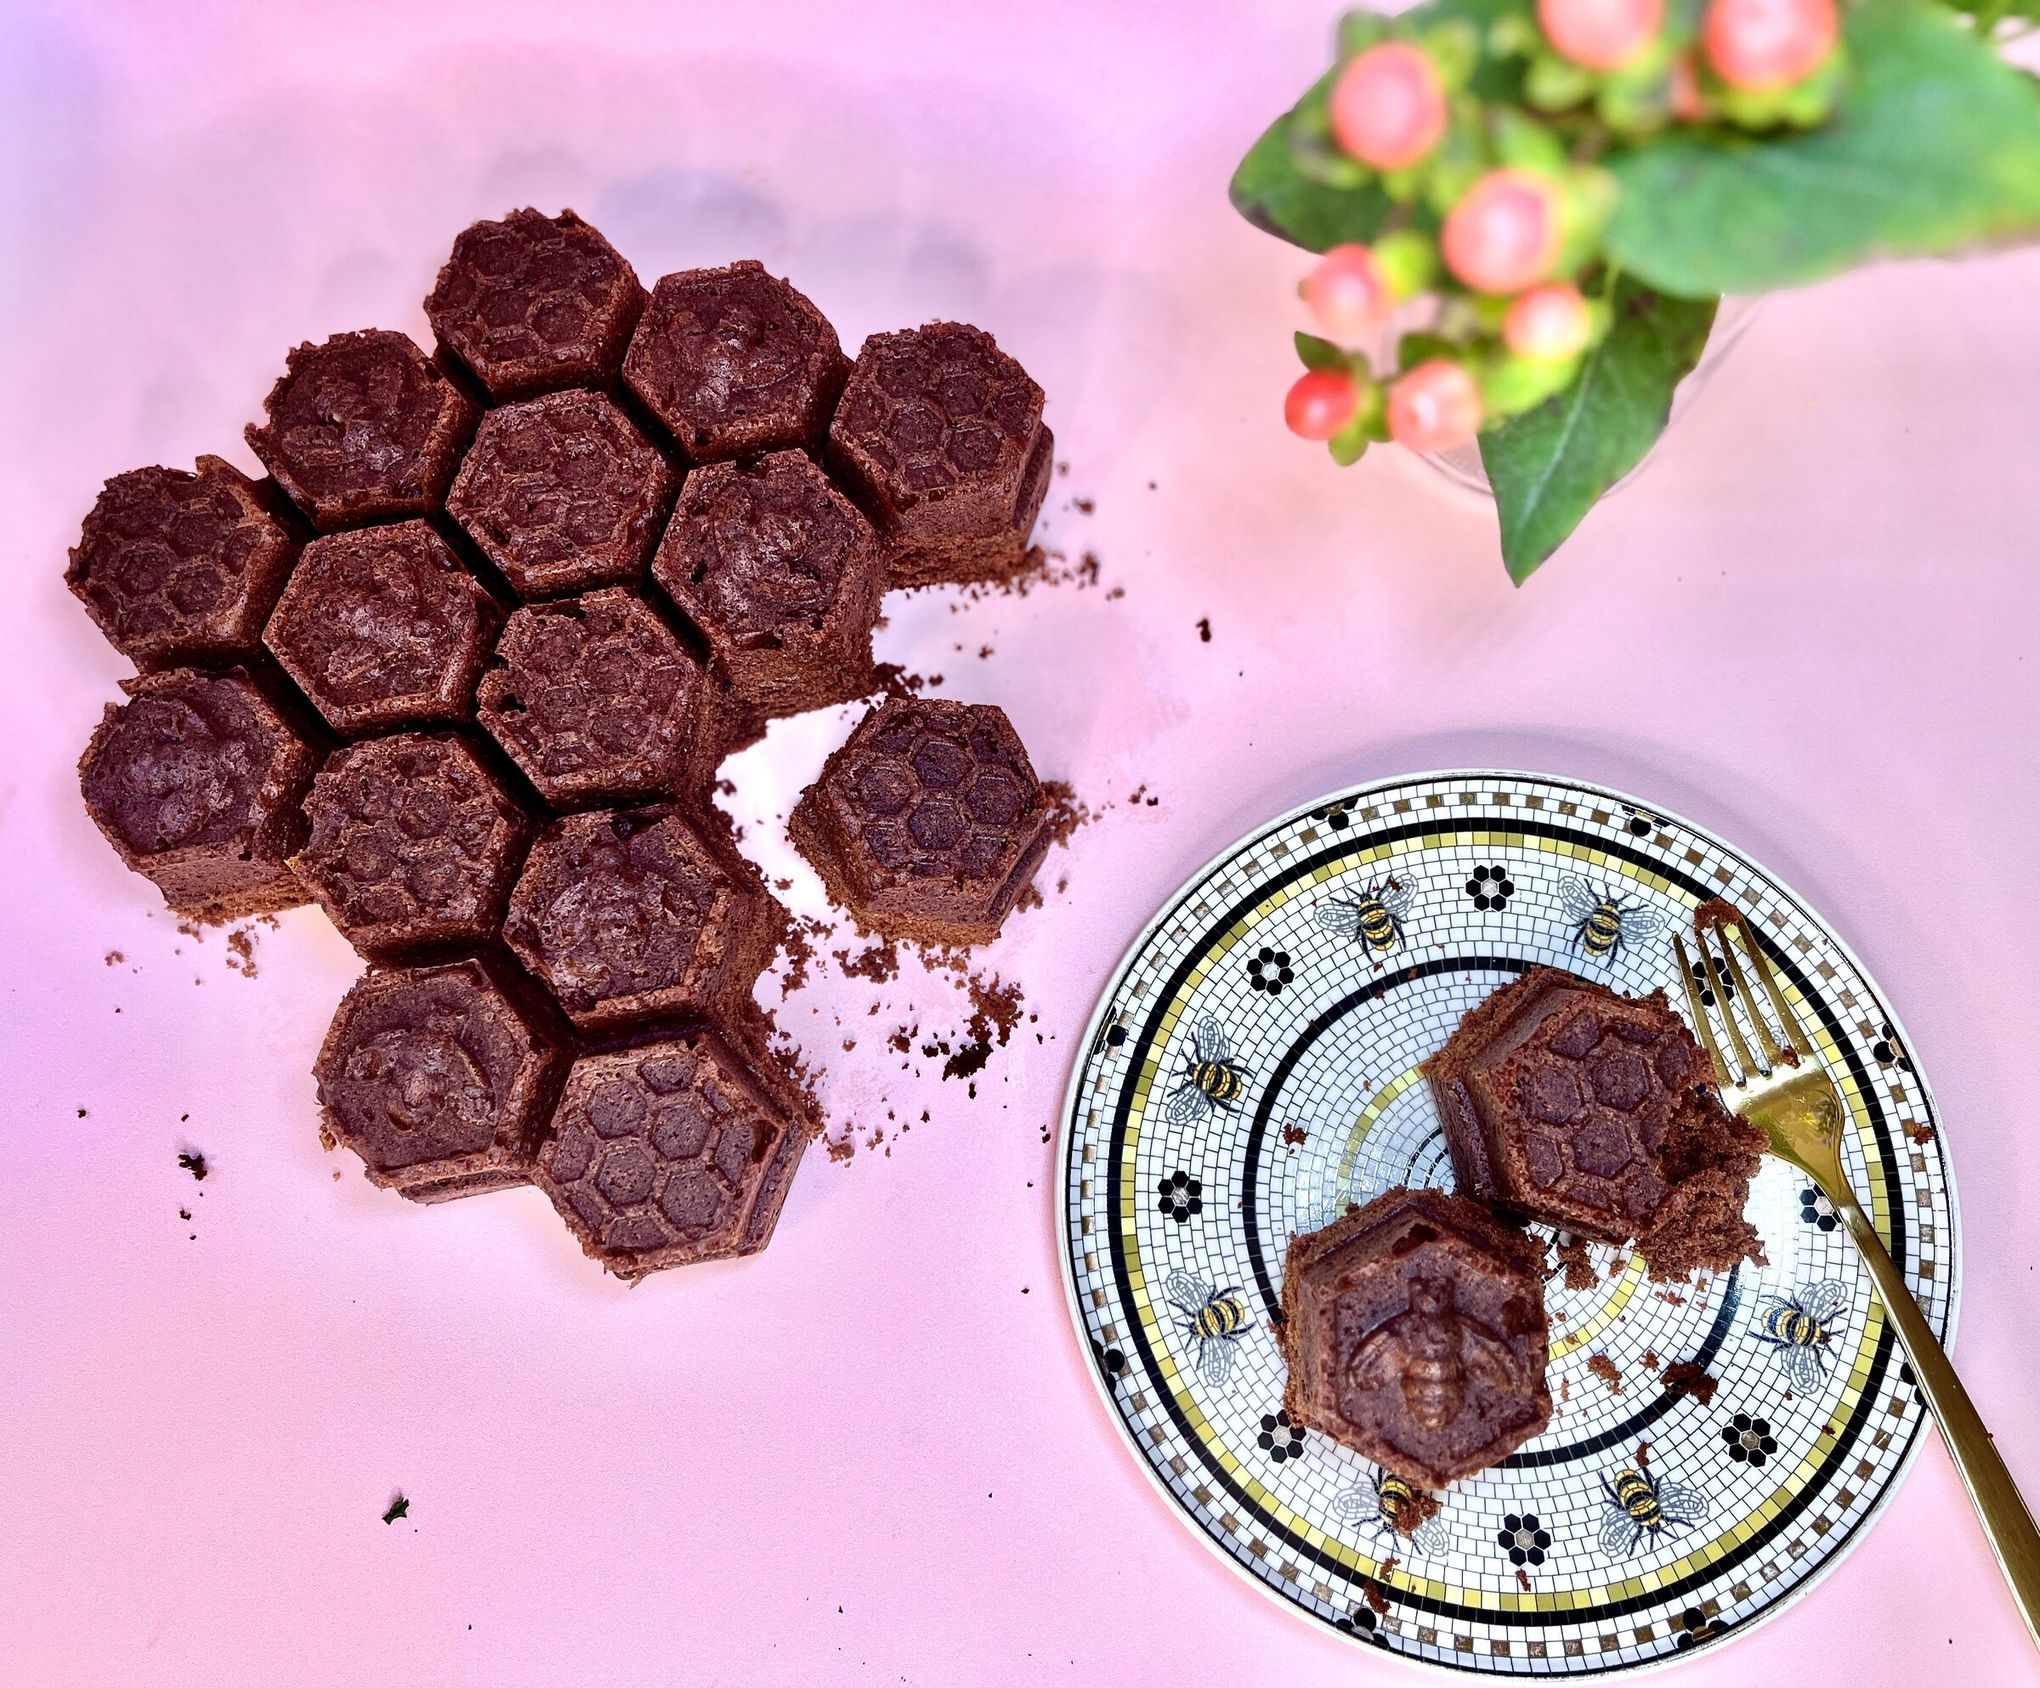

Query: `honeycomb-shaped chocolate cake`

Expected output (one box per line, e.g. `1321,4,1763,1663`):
790,697,1050,946
504,806,783,1034
426,208,645,401
623,261,846,462
828,322,1052,587
448,389,674,598
316,956,566,1203
66,457,300,672
1279,1187,1552,1490
652,449,884,717
476,589,716,808
535,1029,814,1280
296,733,530,959
265,521,499,737
245,329,477,531
79,668,318,922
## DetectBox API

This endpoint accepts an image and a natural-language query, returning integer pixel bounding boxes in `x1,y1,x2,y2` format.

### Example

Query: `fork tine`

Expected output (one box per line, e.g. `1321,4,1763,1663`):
1674,934,1739,1088
1723,916,1814,1066
1696,926,1766,1080
1711,932,1785,1069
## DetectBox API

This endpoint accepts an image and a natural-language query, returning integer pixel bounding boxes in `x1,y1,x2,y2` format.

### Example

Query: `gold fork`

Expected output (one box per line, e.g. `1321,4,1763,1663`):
1674,913,2040,1652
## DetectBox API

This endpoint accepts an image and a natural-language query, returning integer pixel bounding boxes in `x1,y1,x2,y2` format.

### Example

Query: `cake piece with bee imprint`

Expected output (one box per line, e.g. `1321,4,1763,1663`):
1424,966,1767,1281
1279,1187,1551,1489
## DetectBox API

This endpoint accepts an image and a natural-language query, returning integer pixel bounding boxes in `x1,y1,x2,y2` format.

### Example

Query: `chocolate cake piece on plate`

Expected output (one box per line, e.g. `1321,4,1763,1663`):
1424,965,1767,1281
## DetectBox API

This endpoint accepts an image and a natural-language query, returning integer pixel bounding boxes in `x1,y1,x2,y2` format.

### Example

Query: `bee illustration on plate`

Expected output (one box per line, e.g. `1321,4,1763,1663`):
1751,1278,1851,1391
1560,875,1666,963
1164,1269,1253,1387
1347,1275,1523,1430
1318,876,1416,959
1165,1015,1252,1125
1598,1466,1711,1556
1332,1468,1449,1556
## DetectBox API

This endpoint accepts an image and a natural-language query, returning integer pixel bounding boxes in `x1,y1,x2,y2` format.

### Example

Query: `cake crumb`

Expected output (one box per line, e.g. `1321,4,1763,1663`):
1586,1353,1624,1394
104,950,124,966
1358,1576,1389,1616
1515,1568,1532,1593
1903,1121,1937,1144
1553,1234,1598,1290
177,1150,209,1181
225,925,259,977
1196,617,1212,643
1661,1361,1718,1405
1280,1122,1309,1148
382,1495,409,1525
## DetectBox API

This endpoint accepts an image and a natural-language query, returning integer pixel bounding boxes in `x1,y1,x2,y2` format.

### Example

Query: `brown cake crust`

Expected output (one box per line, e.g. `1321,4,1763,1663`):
622,260,847,463
787,697,1051,947
447,389,675,598
651,450,884,718
826,321,1052,589
425,208,645,402
66,457,301,673
1424,966,1766,1280
314,955,568,1203
78,667,318,922
245,329,478,531
534,1026,816,1281
295,732,532,960
264,521,500,737
503,805,786,1034
1279,1186,1551,1489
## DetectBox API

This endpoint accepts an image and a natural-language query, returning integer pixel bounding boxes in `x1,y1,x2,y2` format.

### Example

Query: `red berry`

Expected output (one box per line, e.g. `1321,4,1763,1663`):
1537,0,1664,71
1304,245,1394,338
1387,360,1482,453
1285,369,1360,441
1329,43,1449,172
1504,284,1592,361
1702,0,1838,91
1441,169,1565,296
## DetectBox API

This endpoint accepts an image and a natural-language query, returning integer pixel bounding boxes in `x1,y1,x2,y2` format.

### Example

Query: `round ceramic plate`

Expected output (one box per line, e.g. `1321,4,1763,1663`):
1056,770,1957,1676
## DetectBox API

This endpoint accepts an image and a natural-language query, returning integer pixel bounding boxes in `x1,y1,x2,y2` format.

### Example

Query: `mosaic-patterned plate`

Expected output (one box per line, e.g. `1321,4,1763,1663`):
1056,771,1957,1675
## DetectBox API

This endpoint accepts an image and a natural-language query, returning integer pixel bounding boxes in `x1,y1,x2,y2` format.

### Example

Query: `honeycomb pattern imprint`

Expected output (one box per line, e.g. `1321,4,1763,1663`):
296,733,530,959
66,457,300,673
264,520,500,737
623,260,847,463
245,329,478,531
78,667,316,922
426,207,645,401
315,956,565,1203
827,321,1052,587
535,1030,810,1279
503,806,783,1033
447,389,675,598
790,697,1050,946
476,588,716,808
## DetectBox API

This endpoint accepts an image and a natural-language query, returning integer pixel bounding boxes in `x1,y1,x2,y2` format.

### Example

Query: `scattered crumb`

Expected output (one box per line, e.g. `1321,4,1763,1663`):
1559,1376,1571,1404
104,950,123,966
225,926,258,978
1903,1121,1937,1144
1040,782,1095,852
1654,1287,1688,1305
1196,617,1212,644
1391,1490,1440,1540
1358,1576,1389,1616
1553,1235,1598,1291
1636,1439,1652,1468
1662,1361,1718,1405
177,1150,208,1181
1586,1354,1624,1394
1280,1122,1309,1148
382,1495,409,1525
836,942,899,984
1641,1349,1662,1373
1073,496,1094,515
1515,1568,1532,1593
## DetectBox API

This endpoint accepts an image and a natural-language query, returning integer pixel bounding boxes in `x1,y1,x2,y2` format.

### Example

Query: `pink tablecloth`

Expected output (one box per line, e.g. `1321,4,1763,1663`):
2,1,2036,1682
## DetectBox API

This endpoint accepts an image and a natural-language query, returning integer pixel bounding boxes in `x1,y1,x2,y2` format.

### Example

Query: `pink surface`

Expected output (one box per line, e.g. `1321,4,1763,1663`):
2,2,2038,1683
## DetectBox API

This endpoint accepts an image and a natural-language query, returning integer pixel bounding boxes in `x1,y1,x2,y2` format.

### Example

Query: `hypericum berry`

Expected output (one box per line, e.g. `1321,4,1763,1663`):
1387,360,1482,453
1329,43,1449,172
1537,0,1664,71
1285,369,1361,440
1441,169,1565,296
1503,284,1592,361
1701,0,1838,92
1303,245,1394,338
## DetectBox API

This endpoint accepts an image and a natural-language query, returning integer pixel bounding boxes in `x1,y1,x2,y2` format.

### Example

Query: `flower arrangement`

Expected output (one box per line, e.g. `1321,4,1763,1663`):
1235,0,2040,580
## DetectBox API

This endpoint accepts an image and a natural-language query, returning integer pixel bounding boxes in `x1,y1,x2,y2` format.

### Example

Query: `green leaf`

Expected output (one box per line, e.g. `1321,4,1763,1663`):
1295,332,1348,371
1230,73,1395,253
1480,280,1718,582
1606,0,2040,294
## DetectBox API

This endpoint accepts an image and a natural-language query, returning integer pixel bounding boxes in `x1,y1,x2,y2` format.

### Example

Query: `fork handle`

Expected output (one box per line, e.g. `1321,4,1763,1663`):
1829,1181,2040,1652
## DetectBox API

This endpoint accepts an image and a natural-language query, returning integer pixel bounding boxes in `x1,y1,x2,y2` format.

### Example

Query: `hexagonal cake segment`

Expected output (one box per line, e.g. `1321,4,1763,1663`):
651,449,884,718
245,329,478,531
535,1027,815,1279
476,588,719,807
315,956,566,1203
425,208,646,401
447,389,676,598
788,697,1052,947
66,456,300,672
265,521,500,737
1278,1187,1552,1489
503,805,785,1033
78,667,318,922
622,261,846,462
827,321,1053,588
295,732,533,959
